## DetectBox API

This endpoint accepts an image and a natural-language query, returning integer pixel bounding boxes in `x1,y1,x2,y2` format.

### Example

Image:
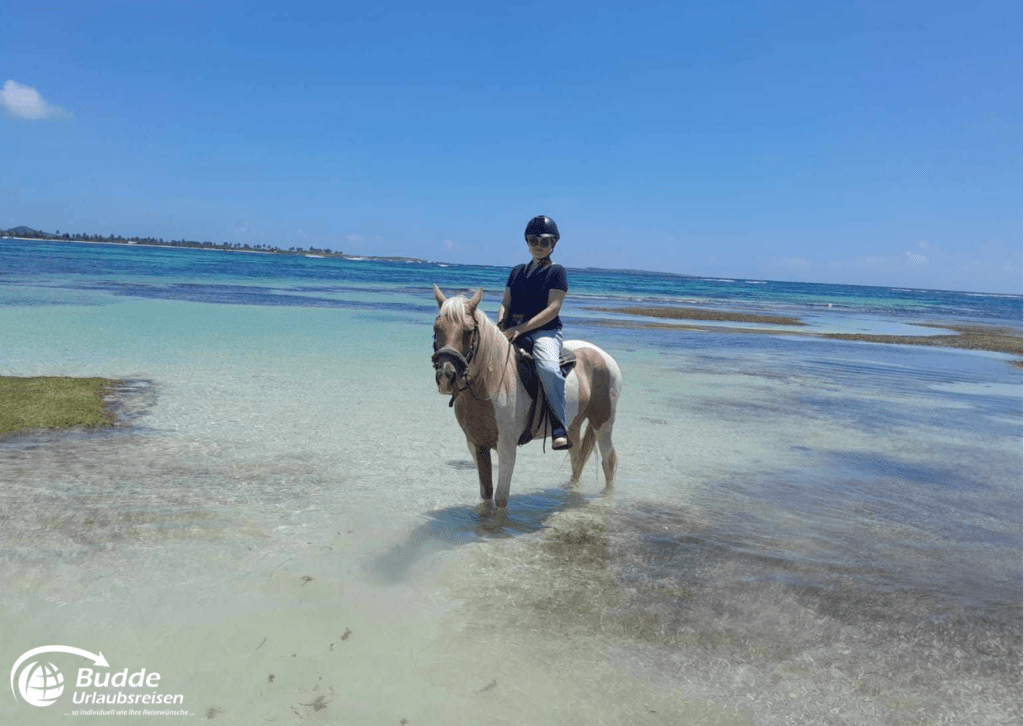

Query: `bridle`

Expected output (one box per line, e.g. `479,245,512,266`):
431,317,482,407
431,314,513,408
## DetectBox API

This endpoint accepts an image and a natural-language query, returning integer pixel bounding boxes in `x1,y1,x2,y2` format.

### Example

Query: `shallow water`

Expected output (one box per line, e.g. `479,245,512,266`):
1,240,1020,724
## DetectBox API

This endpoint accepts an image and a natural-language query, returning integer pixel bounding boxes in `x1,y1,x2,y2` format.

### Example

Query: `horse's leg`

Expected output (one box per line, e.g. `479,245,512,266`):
570,422,598,484
493,435,518,508
595,420,617,487
472,443,494,501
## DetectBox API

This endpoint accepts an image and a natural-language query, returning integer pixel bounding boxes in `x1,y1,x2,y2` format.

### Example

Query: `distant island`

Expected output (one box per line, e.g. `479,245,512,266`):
0,225,430,264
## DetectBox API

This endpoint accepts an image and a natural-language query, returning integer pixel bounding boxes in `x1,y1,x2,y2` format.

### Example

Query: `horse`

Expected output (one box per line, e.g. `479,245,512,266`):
431,284,623,508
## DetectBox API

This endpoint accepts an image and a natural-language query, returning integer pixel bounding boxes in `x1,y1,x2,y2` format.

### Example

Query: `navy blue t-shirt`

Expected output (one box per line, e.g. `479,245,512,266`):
504,262,569,331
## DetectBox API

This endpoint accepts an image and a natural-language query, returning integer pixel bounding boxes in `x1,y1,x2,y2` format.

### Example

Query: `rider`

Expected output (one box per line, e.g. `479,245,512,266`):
497,215,572,450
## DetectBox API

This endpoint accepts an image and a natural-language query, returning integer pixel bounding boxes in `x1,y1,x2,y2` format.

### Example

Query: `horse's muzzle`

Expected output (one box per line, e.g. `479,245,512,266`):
432,347,467,395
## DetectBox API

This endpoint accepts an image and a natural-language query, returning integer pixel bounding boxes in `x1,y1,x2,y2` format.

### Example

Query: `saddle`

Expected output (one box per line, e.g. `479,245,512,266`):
513,339,576,447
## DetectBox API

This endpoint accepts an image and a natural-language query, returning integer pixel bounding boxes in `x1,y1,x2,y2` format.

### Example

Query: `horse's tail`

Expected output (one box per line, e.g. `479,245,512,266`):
572,422,599,482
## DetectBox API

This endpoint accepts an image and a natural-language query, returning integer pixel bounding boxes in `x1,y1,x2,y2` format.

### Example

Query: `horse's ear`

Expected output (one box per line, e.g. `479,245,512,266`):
467,288,483,315
433,284,446,310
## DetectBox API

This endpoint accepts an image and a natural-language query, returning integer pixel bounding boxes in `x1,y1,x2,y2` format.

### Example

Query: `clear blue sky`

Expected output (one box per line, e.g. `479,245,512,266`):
3,0,1020,293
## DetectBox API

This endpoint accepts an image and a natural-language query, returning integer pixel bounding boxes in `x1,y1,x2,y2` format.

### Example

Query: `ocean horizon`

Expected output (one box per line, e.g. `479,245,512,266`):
5,233,1023,298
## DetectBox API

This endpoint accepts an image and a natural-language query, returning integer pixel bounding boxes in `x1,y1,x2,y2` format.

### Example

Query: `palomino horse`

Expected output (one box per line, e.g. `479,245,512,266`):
432,285,622,508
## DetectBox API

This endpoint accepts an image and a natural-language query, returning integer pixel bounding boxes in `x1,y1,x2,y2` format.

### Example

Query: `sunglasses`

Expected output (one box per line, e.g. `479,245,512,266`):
526,236,556,248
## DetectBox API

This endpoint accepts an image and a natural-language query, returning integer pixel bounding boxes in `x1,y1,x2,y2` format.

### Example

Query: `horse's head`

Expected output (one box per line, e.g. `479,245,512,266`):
432,284,483,395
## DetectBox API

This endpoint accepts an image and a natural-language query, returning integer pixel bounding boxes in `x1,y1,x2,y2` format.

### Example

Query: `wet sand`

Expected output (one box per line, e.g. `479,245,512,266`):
585,305,805,326
585,305,1023,362
821,323,1024,356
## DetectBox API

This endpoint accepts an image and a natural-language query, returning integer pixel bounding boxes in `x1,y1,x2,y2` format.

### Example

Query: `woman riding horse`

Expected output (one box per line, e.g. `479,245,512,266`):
497,215,572,450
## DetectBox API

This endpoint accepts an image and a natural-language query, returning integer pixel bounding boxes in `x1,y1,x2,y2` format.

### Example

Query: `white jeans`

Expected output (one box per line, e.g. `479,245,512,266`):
522,329,567,437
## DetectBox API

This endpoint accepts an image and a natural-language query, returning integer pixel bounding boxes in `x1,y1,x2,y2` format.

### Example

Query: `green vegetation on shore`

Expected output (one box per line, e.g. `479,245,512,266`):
1,225,428,263
0,376,119,436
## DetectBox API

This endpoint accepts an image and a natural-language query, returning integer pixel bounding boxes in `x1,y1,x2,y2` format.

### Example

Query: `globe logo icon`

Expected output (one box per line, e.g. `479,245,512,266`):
17,661,64,707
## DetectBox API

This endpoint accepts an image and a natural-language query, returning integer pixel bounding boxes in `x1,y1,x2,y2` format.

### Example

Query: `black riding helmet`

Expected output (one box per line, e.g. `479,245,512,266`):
524,215,560,242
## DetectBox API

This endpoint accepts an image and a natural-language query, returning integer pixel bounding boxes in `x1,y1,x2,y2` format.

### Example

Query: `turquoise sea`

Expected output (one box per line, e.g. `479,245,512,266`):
1,237,1021,725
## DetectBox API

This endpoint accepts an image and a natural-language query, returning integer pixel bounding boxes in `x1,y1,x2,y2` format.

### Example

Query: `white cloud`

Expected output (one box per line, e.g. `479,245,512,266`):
442,238,456,251
903,240,929,265
1,80,68,120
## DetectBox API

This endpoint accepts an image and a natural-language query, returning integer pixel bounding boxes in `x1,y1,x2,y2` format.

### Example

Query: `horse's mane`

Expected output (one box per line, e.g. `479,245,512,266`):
439,294,514,397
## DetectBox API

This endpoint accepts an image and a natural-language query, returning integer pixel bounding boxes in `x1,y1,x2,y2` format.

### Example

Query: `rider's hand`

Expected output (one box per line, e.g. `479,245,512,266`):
504,325,524,342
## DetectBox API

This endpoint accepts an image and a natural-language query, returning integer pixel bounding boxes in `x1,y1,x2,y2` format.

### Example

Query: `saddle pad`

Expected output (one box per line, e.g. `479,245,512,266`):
515,347,577,398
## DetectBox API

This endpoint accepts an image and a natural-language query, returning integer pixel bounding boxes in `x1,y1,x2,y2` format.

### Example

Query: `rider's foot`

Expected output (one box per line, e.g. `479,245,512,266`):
552,436,572,450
